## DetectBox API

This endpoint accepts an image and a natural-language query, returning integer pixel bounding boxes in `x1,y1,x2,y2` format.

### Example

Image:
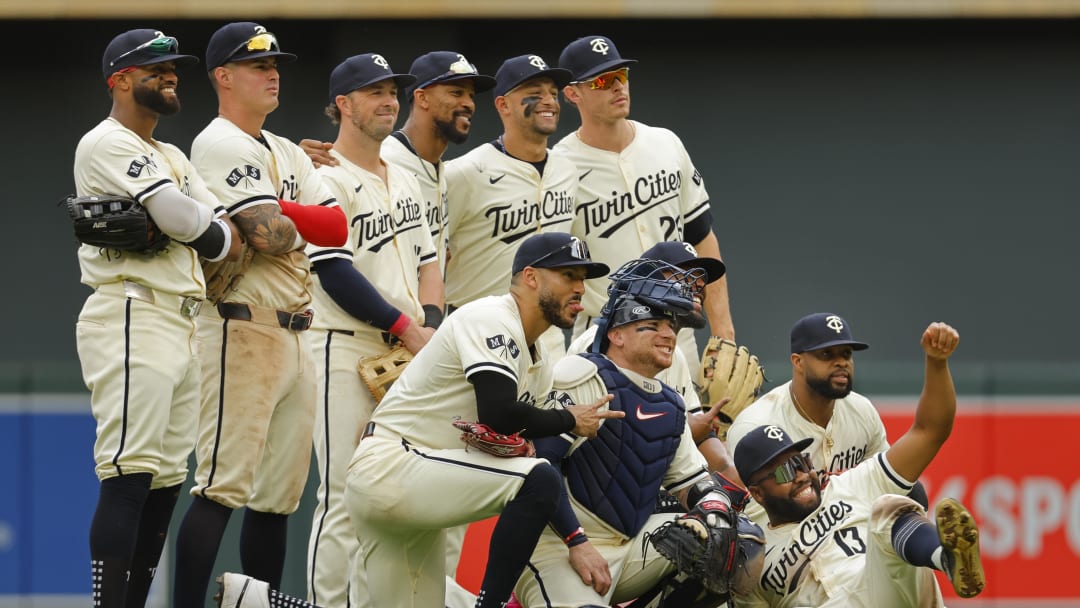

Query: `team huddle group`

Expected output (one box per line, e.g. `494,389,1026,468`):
72,19,987,608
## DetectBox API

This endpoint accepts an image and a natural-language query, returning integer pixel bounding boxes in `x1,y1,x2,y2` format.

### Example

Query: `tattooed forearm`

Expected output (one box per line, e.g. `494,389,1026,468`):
233,204,299,255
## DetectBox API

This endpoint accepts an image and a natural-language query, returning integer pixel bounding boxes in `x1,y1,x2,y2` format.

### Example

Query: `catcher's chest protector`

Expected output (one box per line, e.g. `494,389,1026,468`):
565,353,686,537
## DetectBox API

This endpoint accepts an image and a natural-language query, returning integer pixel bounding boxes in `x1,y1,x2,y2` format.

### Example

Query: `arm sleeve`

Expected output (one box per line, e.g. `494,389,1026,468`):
183,218,232,262
140,186,213,242
683,208,714,246
311,257,404,331
470,370,576,438
279,200,347,246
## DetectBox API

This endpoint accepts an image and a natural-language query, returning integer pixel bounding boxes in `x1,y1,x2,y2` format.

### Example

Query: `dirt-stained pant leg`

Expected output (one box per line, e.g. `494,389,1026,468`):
78,288,200,486
191,311,314,510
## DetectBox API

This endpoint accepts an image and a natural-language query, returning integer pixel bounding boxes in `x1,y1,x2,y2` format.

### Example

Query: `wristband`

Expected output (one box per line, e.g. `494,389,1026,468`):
563,526,586,546
422,304,444,329
696,429,718,447
388,313,411,337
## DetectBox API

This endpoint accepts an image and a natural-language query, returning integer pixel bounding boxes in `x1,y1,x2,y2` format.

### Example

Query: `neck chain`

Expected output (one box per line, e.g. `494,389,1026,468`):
790,385,834,450
395,130,438,183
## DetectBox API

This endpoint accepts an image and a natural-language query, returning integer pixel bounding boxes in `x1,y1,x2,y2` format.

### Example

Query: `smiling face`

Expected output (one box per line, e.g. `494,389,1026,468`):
342,79,400,143
128,62,182,115
748,450,823,525
499,76,561,138
421,79,478,145
606,317,678,378
794,345,856,400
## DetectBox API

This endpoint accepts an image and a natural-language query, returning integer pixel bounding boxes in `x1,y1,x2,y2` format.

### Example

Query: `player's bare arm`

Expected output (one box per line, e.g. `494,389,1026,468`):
233,204,301,255
884,321,960,482
300,138,337,168
692,231,735,340
568,542,613,595
564,394,621,438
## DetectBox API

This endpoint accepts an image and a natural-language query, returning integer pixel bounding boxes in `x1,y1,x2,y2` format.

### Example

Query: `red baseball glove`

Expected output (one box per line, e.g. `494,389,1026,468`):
452,419,535,458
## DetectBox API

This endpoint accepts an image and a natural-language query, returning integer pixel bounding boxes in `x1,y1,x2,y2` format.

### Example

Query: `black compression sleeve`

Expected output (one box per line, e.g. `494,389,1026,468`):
312,257,402,330
471,370,575,438
683,207,714,245
183,218,228,261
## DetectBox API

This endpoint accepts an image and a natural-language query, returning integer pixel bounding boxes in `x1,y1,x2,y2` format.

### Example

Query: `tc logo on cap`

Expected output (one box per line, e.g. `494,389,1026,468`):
682,242,698,256
590,38,610,55
825,315,845,334
528,55,547,69
372,54,389,69
765,426,785,441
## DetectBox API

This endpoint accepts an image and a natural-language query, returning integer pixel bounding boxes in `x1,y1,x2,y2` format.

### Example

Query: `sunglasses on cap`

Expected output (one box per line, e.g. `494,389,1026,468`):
416,58,479,90
572,67,628,91
226,31,280,62
109,32,179,69
752,453,812,486
526,237,591,268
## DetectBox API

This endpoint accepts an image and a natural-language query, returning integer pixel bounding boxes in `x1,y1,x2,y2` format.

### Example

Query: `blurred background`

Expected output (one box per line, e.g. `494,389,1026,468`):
2,1,1078,607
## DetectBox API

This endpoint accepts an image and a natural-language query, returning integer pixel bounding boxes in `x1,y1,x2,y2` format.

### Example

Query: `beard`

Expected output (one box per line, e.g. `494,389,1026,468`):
539,290,575,330
354,114,394,142
133,85,180,115
434,113,470,144
759,477,822,525
806,372,854,400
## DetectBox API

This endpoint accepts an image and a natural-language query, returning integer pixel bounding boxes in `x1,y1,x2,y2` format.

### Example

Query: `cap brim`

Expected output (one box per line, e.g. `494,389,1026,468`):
499,68,574,97
224,50,297,67
436,73,497,92
577,58,637,81
539,260,610,279
681,256,726,284
745,437,814,480
144,54,200,69
800,340,869,353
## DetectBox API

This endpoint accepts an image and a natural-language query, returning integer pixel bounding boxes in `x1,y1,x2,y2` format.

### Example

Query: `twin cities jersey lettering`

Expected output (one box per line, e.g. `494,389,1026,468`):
382,134,449,275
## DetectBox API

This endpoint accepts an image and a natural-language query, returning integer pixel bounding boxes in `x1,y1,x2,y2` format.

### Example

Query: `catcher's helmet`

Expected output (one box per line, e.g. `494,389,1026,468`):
590,258,697,353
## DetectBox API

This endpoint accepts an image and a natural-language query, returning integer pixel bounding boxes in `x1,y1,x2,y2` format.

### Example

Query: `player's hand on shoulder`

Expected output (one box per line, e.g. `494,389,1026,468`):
921,322,959,360
568,541,612,596
566,394,621,439
300,139,337,168
399,322,436,355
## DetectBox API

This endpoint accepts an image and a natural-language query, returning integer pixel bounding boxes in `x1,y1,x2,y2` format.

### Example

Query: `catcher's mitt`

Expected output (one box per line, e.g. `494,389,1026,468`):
62,194,170,254
452,419,535,458
357,344,413,404
696,338,765,441
649,500,740,597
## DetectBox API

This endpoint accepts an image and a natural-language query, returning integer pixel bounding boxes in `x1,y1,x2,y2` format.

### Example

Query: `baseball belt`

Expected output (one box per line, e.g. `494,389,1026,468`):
97,280,203,319
216,302,314,331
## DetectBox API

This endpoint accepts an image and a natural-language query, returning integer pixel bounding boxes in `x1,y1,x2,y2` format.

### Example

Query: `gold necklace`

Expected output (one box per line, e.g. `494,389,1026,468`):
790,386,834,450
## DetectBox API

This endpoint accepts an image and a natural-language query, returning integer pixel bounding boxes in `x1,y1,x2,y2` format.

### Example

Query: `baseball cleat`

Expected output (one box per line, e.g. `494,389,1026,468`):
935,498,985,598
214,572,270,608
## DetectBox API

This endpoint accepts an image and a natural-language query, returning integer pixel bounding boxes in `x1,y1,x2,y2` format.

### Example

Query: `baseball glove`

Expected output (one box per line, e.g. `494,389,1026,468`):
696,338,765,441
62,194,170,254
649,500,740,597
452,419,535,458
357,344,413,404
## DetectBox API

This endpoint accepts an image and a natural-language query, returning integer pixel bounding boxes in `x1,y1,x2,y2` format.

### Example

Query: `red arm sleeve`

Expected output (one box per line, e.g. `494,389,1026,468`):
278,200,348,247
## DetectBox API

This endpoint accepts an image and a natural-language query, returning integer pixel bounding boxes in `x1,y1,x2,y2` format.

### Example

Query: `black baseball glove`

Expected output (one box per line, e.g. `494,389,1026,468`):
62,194,170,254
649,497,740,597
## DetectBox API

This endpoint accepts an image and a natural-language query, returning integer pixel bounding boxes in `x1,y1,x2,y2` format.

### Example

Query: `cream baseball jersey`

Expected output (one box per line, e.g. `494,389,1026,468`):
74,117,220,297
191,117,339,310
381,133,448,273
443,143,576,307
735,452,915,607
727,381,890,526
359,294,554,453
308,150,437,333
554,120,710,317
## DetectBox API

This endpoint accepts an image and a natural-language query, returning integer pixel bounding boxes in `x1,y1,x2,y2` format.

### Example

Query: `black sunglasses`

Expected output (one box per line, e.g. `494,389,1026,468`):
753,453,811,486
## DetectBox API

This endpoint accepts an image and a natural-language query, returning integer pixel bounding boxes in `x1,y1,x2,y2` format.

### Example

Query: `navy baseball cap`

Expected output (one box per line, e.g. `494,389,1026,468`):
205,22,296,71
559,35,637,81
329,53,417,102
405,51,496,98
641,241,726,285
493,54,573,98
511,233,609,279
734,425,814,485
790,312,869,354
102,29,198,80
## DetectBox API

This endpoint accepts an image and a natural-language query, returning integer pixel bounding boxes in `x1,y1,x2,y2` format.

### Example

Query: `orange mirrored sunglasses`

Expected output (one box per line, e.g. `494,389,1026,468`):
572,68,629,90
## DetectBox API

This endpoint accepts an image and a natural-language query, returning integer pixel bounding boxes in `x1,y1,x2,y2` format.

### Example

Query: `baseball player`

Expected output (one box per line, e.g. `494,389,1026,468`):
171,22,347,608
567,241,735,475
74,28,237,608
726,313,927,528
304,53,444,607
556,35,735,366
514,267,752,608
304,50,496,275
444,53,576,361
730,322,986,607
344,232,620,608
